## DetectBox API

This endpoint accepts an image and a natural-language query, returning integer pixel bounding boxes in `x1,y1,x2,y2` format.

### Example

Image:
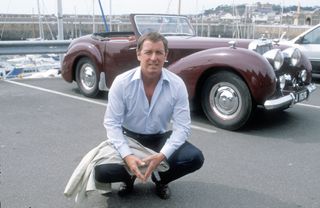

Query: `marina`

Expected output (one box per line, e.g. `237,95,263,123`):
0,0,320,79
1,0,319,41
0,13,316,40
0,54,61,79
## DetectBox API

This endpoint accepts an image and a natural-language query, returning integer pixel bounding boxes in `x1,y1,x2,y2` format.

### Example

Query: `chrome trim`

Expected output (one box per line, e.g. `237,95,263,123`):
283,47,301,67
209,82,242,120
307,83,317,94
264,93,295,110
228,41,236,49
80,64,97,91
263,49,284,70
264,83,316,110
248,38,273,54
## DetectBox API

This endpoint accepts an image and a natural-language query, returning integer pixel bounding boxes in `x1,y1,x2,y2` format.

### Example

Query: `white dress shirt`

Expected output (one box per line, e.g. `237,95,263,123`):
104,66,191,159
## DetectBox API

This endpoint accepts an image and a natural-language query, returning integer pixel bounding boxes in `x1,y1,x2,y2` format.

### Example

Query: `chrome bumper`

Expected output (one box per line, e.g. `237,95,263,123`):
264,83,316,110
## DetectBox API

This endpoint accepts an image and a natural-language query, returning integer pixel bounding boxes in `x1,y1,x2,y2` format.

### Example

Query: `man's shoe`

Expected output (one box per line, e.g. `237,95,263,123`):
118,177,135,197
155,183,171,199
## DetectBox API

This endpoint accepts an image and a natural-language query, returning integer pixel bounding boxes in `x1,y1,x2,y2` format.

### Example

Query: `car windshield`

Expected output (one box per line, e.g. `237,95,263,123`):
134,14,195,36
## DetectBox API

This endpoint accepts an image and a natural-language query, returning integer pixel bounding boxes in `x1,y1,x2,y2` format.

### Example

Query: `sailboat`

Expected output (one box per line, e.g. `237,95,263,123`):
2,54,60,79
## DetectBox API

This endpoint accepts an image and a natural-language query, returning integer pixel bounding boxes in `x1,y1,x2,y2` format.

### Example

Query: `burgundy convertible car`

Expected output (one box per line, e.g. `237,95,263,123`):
61,14,316,130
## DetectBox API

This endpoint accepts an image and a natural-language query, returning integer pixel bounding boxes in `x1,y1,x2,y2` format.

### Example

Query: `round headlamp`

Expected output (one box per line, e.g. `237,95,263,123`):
263,49,284,70
283,47,301,67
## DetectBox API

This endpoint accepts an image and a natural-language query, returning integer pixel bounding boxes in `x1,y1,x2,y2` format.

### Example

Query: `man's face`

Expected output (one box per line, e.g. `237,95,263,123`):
137,40,168,77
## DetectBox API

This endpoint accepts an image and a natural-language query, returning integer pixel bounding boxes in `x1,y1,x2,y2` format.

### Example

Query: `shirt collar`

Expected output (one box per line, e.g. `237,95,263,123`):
131,67,141,81
131,66,170,83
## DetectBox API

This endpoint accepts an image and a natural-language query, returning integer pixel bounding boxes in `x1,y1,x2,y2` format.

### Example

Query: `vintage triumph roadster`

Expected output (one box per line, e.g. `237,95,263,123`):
61,14,316,130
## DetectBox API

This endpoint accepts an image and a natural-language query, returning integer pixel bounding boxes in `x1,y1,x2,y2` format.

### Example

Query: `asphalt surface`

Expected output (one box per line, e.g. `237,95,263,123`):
1,77,320,208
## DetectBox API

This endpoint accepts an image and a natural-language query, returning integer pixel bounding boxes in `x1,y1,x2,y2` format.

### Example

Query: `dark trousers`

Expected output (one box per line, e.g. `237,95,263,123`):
95,130,204,185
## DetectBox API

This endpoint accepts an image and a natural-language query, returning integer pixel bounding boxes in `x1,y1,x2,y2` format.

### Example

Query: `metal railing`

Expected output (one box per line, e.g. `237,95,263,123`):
0,40,71,55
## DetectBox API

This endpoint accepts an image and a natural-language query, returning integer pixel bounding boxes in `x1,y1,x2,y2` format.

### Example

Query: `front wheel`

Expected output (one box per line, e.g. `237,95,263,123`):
75,57,100,97
201,71,253,130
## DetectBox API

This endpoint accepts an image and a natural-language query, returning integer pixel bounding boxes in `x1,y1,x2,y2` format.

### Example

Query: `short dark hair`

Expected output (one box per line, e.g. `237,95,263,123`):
136,32,168,53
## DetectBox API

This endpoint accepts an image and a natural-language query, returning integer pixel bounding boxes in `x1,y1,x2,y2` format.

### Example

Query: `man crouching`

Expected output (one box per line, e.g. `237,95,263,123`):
94,32,204,199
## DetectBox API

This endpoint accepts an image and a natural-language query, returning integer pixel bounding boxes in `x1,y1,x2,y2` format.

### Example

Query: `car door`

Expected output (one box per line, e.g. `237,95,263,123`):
298,26,320,60
294,25,320,73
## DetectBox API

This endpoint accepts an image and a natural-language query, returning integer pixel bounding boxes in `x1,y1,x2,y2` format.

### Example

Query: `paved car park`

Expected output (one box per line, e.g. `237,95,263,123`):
1,77,320,208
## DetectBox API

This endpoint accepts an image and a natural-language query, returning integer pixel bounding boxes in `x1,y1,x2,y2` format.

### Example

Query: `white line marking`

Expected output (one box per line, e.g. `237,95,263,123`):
191,124,217,133
4,80,107,106
6,80,217,133
297,103,320,109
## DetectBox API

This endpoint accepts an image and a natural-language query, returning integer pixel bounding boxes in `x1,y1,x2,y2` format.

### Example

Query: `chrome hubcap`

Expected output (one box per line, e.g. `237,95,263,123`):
80,64,96,91
209,83,242,119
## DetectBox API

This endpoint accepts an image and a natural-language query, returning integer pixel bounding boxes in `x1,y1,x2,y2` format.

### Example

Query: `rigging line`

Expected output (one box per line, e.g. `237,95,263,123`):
1,0,13,39
166,0,174,13
40,0,55,40
0,16,7,40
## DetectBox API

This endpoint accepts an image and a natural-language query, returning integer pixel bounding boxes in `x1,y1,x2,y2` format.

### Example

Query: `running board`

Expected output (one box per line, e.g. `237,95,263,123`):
99,72,109,91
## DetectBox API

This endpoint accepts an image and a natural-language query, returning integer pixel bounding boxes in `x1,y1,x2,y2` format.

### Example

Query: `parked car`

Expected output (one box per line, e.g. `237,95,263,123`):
61,14,316,130
281,24,320,74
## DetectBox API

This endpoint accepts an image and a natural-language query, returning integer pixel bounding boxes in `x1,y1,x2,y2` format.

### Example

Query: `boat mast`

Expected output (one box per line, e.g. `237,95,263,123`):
109,0,112,32
57,0,64,40
92,0,96,33
37,0,44,39
57,0,64,70
98,0,109,32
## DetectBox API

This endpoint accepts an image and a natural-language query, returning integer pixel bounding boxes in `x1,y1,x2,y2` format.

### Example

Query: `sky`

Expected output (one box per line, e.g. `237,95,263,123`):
1,0,319,15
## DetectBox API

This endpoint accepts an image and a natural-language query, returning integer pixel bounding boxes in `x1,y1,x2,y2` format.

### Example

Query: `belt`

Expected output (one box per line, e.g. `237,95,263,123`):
122,127,172,140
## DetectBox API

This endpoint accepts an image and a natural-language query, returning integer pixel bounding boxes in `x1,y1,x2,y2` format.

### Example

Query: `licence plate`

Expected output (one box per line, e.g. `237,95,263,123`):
296,90,308,102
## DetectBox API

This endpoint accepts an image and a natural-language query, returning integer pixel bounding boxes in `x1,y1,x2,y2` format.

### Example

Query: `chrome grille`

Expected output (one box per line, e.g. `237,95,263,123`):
248,39,273,55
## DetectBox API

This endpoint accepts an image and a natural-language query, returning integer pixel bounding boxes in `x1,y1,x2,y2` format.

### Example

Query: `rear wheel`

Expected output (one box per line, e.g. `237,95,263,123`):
75,57,100,97
201,71,253,130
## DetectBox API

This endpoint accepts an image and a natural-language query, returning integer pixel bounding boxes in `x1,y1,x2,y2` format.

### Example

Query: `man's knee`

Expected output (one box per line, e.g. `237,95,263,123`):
94,164,128,183
94,165,107,183
175,143,204,172
190,148,204,171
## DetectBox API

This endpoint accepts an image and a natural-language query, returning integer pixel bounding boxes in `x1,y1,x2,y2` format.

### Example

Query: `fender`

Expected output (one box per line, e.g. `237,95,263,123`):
61,41,104,82
168,47,277,104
